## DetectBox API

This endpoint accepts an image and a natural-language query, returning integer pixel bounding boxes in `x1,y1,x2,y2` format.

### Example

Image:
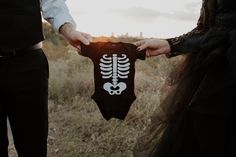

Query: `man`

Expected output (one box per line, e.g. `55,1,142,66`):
0,0,92,156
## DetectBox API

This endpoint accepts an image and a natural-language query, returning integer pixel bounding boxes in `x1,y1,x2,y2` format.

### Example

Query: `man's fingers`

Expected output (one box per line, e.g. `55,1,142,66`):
77,46,82,55
81,33,93,42
77,33,90,45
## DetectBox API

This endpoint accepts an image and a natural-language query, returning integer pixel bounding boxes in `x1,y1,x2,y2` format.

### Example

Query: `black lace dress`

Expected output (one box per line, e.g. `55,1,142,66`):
134,0,236,157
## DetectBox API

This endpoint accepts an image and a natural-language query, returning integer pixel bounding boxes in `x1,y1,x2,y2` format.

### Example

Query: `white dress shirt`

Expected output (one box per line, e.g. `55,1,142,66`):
40,0,76,32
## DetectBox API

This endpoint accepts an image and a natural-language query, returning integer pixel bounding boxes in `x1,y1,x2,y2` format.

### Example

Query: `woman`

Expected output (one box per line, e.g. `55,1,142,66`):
134,0,236,157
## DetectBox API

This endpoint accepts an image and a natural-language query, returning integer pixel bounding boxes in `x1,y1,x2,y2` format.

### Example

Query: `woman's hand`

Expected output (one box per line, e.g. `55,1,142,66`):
59,23,92,50
135,38,171,57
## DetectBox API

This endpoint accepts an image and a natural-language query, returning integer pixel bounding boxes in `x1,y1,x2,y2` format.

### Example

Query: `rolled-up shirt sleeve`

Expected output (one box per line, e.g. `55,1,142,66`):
40,0,76,32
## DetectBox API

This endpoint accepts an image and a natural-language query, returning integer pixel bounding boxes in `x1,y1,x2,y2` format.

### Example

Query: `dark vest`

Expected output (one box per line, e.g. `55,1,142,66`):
0,0,44,49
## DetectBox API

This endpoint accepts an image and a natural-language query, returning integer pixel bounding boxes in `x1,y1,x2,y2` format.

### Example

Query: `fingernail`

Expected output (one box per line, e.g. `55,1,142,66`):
85,41,90,45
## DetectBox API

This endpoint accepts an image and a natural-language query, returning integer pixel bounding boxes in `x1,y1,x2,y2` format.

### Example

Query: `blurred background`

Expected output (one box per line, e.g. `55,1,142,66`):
66,0,201,38
8,0,201,156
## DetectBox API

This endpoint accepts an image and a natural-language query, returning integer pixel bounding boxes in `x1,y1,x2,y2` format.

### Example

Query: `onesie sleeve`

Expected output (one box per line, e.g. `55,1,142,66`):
129,43,146,60
80,43,90,57
136,49,146,60
80,43,98,60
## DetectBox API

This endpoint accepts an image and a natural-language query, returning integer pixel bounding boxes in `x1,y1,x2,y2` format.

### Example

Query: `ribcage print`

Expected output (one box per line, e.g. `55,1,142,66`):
99,54,130,95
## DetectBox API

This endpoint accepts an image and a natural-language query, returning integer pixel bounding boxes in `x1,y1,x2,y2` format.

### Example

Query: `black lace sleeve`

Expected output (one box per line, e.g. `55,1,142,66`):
166,0,210,58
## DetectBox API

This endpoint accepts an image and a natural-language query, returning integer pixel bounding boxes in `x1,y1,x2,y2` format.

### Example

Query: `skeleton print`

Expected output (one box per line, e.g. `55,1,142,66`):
100,54,130,95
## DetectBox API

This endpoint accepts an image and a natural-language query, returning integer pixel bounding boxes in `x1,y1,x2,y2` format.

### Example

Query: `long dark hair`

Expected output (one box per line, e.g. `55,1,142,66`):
133,0,224,156
133,51,208,157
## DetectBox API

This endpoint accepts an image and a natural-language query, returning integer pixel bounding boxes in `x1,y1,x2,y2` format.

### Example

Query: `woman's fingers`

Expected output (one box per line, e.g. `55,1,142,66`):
134,40,146,46
146,49,160,57
135,39,161,50
136,39,171,57
146,47,169,57
137,43,149,51
75,32,90,46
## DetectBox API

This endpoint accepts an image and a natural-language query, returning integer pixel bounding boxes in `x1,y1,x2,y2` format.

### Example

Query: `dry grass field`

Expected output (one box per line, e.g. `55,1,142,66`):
8,24,181,157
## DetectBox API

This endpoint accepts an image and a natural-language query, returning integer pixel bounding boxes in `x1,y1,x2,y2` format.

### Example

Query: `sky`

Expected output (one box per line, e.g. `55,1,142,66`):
66,0,201,38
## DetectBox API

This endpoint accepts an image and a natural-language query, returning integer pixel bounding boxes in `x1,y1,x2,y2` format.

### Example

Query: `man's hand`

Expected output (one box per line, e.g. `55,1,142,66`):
59,23,92,50
135,38,171,57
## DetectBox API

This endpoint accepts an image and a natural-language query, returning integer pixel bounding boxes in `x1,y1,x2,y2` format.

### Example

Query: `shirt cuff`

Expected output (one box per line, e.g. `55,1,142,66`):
165,38,180,58
41,0,77,33
52,13,77,33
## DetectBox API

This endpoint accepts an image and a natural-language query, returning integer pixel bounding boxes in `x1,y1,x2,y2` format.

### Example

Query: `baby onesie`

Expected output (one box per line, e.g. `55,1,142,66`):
80,42,145,120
